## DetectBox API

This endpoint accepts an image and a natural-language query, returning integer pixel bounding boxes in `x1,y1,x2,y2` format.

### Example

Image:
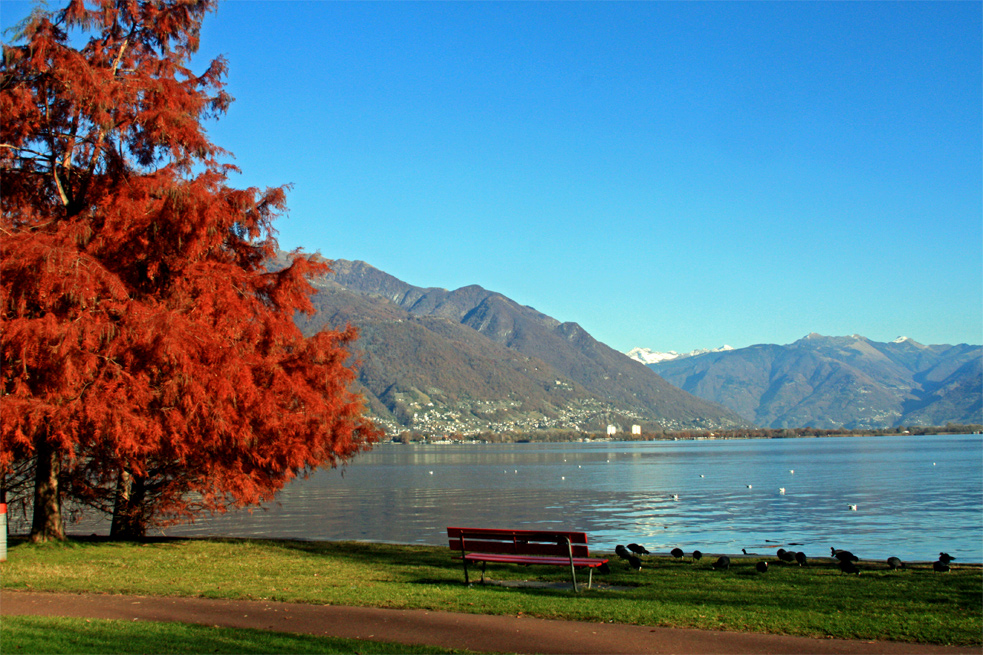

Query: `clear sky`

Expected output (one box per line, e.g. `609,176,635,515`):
3,1,981,353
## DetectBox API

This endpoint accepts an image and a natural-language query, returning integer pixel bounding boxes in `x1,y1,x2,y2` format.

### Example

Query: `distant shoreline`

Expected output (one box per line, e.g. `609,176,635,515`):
386,424,983,444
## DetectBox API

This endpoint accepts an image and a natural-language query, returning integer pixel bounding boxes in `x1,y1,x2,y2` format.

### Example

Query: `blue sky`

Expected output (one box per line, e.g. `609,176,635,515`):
3,1,981,353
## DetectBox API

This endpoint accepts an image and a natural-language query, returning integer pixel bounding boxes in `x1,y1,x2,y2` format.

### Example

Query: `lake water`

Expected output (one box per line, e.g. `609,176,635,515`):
70,434,983,563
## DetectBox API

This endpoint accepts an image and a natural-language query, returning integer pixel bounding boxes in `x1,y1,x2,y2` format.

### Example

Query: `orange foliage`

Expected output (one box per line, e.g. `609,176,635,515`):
0,0,379,540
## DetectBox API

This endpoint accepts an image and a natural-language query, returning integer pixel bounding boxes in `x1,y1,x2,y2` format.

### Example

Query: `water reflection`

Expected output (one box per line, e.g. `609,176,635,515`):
60,435,982,562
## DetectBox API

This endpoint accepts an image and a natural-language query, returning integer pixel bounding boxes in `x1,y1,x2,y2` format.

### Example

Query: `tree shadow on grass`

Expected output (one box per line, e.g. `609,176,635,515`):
7,534,194,549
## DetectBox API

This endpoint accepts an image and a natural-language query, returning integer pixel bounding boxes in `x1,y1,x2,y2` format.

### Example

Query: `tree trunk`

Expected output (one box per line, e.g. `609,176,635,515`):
110,468,131,538
29,439,65,542
110,469,147,539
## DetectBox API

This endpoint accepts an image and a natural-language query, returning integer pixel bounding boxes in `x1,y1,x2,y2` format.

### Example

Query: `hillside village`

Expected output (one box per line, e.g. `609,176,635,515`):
372,396,656,440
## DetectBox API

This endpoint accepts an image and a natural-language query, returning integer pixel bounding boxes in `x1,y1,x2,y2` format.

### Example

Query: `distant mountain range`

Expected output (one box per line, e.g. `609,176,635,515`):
638,334,982,430
289,257,748,436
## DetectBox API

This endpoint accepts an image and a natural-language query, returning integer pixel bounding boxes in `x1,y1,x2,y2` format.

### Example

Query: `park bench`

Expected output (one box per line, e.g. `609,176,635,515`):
447,527,609,591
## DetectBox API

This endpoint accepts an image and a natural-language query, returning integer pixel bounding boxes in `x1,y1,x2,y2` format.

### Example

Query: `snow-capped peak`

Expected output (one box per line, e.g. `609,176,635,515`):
626,347,680,364
627,345,733,365
893,336,910,344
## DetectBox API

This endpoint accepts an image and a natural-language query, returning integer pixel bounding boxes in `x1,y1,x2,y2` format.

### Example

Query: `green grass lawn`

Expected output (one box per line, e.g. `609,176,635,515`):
2,537,980,647
1,615,476,654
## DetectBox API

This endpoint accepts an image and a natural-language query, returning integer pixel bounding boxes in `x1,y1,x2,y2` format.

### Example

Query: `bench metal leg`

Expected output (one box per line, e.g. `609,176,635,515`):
459,534,471,586
565,537,579,592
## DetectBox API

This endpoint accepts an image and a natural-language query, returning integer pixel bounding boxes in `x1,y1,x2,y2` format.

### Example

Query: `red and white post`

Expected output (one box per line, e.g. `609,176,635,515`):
0,503,7,562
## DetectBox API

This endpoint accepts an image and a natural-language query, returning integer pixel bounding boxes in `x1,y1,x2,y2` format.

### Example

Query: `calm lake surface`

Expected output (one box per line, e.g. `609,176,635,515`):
76,434,983,562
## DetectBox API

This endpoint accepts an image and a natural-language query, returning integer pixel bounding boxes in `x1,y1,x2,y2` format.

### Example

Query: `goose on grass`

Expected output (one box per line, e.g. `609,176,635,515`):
838,559,861,575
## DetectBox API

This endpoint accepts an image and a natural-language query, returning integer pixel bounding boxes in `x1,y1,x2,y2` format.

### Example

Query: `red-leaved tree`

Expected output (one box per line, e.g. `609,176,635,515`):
1,0,379,541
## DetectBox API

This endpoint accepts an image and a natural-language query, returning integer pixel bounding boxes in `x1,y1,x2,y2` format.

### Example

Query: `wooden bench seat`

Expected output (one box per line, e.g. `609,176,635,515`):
447,527,609,591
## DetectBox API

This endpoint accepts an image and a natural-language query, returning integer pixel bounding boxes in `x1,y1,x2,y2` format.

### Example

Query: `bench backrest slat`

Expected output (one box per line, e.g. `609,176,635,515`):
447,527,591,558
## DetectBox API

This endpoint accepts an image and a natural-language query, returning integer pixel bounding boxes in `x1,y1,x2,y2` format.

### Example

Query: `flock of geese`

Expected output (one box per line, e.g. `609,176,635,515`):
611,543,958,575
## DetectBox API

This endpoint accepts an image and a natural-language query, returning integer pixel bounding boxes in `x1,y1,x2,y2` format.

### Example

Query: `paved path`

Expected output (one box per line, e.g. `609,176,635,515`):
3,591,979,655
